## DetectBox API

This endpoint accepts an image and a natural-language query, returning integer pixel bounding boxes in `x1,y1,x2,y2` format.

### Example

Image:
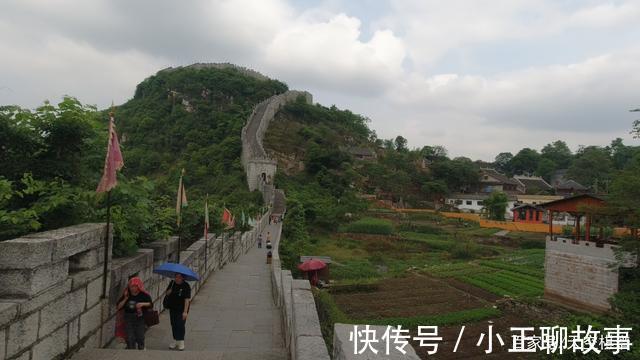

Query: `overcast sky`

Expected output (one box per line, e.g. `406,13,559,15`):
1,0,639,161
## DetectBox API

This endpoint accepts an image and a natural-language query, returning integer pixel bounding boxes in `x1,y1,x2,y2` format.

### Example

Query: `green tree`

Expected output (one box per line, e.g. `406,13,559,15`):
567,146,612,190
394,135,408,152
494,152,513,173
483,191,509,220
509,148,540,175
540,140,572,169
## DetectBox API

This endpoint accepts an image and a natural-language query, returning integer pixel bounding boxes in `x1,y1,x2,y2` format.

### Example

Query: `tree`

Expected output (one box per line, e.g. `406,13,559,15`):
494,152,513,173
540,140,572,169
483,191,509,221
421,145,448,161
567,146,612,189
394,135,408,152
536,158,557,182
421,180,449,201
509,148,540,175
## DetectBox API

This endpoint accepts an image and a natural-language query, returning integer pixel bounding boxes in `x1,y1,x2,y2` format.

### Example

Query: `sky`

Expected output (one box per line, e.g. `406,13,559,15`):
1,0,639,161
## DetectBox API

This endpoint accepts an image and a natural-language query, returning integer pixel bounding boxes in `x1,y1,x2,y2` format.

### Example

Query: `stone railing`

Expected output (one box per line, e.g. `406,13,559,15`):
0,211,271,360
270,226,331,360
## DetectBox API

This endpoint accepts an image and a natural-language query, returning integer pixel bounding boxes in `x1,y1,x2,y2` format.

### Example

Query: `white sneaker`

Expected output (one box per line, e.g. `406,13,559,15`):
177,340,185,351
169,341,177,349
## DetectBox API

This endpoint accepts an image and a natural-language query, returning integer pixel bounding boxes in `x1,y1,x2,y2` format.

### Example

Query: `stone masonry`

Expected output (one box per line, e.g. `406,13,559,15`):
0,211,271,360
241,90,312,191
544,237,621,312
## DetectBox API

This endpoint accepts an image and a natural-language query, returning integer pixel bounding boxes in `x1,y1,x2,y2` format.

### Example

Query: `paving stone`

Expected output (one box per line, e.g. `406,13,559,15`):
0,302,19,329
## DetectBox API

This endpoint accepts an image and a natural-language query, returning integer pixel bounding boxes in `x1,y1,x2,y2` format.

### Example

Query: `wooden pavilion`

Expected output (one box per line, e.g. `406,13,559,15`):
540,194,606,244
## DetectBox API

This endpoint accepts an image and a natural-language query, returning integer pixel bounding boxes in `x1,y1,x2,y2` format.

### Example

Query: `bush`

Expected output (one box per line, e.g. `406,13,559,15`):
520,239,546,249
398,222,443,234
339,217,395,235
451,240,479,259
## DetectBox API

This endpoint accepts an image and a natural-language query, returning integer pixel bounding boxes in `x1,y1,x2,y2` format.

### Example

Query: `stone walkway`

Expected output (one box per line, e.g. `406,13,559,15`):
77,223,287,359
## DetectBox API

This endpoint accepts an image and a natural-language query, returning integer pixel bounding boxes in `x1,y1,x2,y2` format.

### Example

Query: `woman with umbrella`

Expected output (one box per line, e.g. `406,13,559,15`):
155,263,199,351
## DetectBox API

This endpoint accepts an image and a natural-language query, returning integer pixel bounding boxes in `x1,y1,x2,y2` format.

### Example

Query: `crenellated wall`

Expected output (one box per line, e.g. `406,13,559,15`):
544,237,623,312
0,212,271,360
241,90,312,191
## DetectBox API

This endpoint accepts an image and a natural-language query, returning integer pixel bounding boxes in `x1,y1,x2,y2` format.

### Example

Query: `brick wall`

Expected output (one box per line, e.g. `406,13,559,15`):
544,238,620,312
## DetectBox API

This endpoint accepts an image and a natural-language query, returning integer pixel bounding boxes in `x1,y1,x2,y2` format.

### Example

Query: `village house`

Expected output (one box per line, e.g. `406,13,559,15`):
475,168,523,194
513,175,553,194
445,193,517,219
512,203,546,223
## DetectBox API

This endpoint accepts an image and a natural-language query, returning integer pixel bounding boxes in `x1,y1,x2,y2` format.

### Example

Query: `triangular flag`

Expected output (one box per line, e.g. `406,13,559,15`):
96,110,124,193
241,211,246,227
176,169,188,226
221,208,232,227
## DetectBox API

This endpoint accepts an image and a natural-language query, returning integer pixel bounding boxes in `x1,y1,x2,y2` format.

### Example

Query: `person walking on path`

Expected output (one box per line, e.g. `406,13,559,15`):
116,277,153,350
165,273,192,350
257,234,263,248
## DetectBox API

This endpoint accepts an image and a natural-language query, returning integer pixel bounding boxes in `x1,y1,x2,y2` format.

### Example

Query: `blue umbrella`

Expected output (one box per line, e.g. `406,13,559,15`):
153,262,200,282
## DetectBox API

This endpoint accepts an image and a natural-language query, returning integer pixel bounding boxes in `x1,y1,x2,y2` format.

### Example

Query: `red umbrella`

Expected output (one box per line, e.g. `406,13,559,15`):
298,259,327,272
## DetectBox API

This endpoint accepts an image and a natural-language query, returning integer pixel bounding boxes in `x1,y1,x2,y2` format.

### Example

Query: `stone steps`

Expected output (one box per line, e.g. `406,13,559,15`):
72,348,288,360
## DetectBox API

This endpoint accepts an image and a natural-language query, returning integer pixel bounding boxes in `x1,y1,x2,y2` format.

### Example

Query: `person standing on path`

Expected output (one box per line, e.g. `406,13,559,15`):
165,273,191,350
116,277,153,350
257,234,262,248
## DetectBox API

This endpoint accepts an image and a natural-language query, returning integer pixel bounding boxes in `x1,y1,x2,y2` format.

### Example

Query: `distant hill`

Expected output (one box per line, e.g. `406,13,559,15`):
116,64,288,201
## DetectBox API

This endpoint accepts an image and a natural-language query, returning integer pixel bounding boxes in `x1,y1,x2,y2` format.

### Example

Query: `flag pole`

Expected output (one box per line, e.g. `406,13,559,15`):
177,186,183,264
204,195,208,273
101,190,112,299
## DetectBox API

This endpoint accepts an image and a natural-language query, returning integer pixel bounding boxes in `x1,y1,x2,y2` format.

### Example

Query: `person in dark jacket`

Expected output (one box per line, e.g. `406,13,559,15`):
165,273,191,350
116,277,153,350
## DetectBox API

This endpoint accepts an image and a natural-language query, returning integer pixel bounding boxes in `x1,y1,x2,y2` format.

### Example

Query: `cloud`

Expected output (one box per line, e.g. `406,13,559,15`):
0,0,638,161
264,13,405,95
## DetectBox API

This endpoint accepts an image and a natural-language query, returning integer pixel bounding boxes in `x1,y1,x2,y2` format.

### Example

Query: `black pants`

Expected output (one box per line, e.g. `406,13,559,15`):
124,313,145,349
169,308,187,341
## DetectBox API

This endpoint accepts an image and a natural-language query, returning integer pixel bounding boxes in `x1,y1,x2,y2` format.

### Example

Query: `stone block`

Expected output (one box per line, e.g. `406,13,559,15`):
21,223,106,262
297,335,331,360
100,308,115,348
69,248,101,272
292,279,311,290
6,311,39,358
39,288,87,337
0,328,5,360
0,237,54,269
79,303,102,339
144,241,169,261
69,317,80,348
32,324,68,360
0,302,18,329
13,351,31,360
86,276,104,309
333,323,420,360
16,278,72,316
293,301,323,338
0,260,69,297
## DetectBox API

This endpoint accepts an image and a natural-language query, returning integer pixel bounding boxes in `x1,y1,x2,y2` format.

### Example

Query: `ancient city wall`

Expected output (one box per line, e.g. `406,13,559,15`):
0,212,270,360
544,237,620,312
241,88,329,359
241,90,312,191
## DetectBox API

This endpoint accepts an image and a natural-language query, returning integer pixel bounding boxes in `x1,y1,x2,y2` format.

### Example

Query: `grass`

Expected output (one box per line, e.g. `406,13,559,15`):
425,256,544,298
339,217,395,235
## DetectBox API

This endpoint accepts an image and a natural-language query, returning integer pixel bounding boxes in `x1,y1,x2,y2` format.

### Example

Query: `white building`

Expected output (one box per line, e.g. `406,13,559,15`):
445,193,517,219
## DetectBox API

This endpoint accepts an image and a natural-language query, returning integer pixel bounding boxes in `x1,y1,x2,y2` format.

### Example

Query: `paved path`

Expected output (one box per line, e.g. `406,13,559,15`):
148,223,284,352
90,223,286,359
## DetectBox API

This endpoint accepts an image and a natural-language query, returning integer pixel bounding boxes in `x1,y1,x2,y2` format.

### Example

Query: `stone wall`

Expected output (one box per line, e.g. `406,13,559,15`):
269,223,331,360
0,212,271,360
241,90,312,191
544,237,620,312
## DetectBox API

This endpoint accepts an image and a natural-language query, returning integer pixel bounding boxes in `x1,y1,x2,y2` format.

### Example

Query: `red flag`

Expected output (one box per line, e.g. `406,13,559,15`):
96,112,124,193
221,208,232,227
